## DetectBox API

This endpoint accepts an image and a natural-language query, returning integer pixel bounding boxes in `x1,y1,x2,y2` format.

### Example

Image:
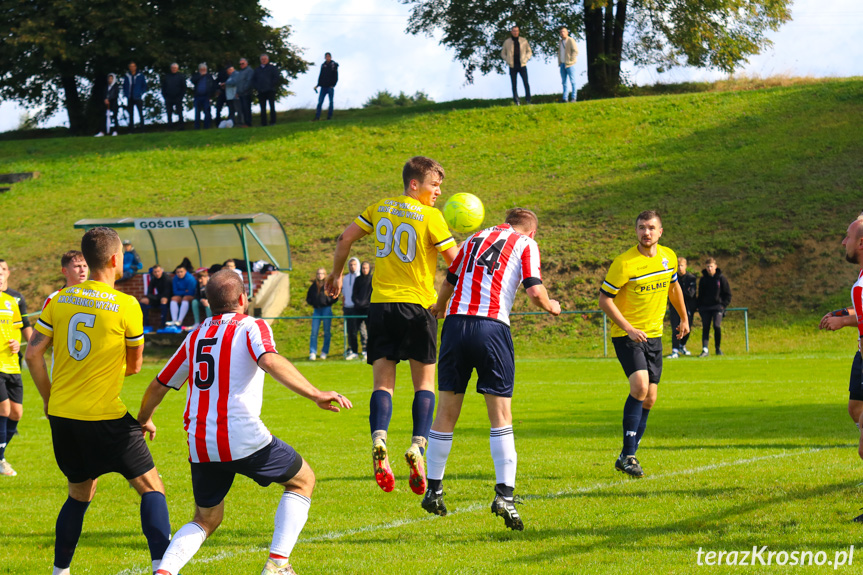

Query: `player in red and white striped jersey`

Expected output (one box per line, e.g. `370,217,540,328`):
137,270,352,575
422,208,560,530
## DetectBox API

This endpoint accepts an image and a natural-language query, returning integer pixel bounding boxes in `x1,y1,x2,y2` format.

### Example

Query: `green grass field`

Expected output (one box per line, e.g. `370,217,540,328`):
4,348,863,574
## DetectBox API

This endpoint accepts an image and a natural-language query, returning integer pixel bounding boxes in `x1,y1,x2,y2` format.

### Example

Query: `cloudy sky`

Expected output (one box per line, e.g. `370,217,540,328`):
0,0,860,131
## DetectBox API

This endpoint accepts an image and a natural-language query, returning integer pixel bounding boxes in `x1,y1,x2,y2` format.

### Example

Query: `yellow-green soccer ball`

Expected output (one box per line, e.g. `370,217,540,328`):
443,193,485,233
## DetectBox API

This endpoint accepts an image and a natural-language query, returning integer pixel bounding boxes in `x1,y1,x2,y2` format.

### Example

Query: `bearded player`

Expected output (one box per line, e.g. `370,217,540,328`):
599,210,689,478
325,156,458,495
421,208,560,530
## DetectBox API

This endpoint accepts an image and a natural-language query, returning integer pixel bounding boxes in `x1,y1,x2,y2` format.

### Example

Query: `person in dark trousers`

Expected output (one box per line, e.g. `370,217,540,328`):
254,53,280,126
190,63,216,129
99,73,120,136
123,61,148,132
161,63,186,130
306,268,338,360
352,261,373,361
233,58,255,127
667,257,697,358
341,257,361,360
501,26,532,105
314,52,338,121
140,265,172,332
214,65,231,123
696,257,732,357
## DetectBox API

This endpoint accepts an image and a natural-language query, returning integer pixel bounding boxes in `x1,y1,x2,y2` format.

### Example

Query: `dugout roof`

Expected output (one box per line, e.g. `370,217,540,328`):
73,213,291,293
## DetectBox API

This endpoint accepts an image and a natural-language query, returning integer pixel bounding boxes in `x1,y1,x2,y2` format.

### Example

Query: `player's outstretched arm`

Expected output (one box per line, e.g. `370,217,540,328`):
25,331,53,415
326,223,368,298
258,353,353,412
138,379,171,440
599,293,647,342
668,282,690,338
526,284,561,316
820,307,856,331
125,345,144,376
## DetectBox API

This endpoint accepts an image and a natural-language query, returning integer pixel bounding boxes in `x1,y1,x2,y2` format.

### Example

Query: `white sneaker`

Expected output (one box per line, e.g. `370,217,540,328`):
0,459,17,476
666,350,679,359
699,347,709,358
320,353,327,360
362,351,367,361
309,353,316,361
345,352,359,360
94,132,104,137
262,558,297,575
111,131,118,136
681,346,692,356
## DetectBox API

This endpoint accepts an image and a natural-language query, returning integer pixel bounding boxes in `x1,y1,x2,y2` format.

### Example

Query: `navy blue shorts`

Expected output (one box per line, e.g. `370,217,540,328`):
612,336,663,384
849,352,863,401
190,436,303,508
438,315,515,397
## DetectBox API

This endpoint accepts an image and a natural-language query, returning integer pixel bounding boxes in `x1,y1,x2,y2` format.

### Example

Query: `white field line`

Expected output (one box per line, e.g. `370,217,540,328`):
111,444,846,575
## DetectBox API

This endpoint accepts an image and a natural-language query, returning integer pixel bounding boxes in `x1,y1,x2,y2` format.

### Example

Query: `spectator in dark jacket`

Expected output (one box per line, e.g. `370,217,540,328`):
123,61,148,132
696,257,732,357
214,64,231,122
314,52,338,121
190,63,216,129
169,266,197,329
140,265,171,331
306,267,338,360
352,261,373,360
227,57,255,127
341,257,361,360
190,269,212,327
667,257,697,358
161,63,186,130
120,240,143,281
98,73,120,136
254,53,280,126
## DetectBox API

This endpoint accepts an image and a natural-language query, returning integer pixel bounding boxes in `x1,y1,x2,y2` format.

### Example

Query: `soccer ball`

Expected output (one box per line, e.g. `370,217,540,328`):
443,193,485,233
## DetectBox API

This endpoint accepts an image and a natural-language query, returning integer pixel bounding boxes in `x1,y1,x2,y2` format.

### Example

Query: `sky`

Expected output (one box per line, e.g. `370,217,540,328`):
1,0,861,132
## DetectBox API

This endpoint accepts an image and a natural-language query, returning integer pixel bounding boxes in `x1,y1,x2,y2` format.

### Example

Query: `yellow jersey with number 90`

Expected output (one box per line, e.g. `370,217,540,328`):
355,195,457,306
34,280,144,421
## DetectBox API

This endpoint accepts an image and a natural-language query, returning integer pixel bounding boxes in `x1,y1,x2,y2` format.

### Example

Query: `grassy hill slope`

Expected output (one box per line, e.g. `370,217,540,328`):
1,79,862,353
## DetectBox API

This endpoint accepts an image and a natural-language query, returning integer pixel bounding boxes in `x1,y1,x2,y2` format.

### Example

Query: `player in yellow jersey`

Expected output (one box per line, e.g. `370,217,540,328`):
325,156,459,494
599,210,689,478
26,227,172,575
0,289,23,476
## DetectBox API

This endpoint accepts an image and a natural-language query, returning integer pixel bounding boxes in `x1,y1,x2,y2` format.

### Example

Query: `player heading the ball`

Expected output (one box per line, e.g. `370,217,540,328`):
423,208,560,531
139,269,352,575
599,210,689,478
326,156,458,494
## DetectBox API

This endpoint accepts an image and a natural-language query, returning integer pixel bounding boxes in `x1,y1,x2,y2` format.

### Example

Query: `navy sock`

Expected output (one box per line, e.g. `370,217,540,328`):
160,303,169,325
369,390,393,435
621,394,644,457
634,408,650,453
411,390,436,454
140,491,171,561
0,415,7,459
55,497,90,569
140,303,150,326
5,418,18,453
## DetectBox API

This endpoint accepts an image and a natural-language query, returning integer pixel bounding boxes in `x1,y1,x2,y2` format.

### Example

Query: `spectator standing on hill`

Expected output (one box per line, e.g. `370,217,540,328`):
667,257,697,358
307,268,337,361
123,61,148,132
342,257,361,360
97,73,120,136
169,266,197,329
161,63,186,130
190,63,216,130
231,58,255,127
696,257,732,357
254,53,280,126
558,27,578,102
190,270,212,328
141,265,172,332
352,261,373,361
220,65,238,126
214,65,230,123
314,52,338,121
120,240,142,281
501,26,532,105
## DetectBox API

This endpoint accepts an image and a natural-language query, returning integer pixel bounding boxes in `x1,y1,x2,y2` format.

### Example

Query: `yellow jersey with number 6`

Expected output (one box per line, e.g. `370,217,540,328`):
355,195,456,306
34,280,144,421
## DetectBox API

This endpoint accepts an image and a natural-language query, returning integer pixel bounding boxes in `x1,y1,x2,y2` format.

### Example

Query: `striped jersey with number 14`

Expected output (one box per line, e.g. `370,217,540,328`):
157,313,278,463
446,224,543,326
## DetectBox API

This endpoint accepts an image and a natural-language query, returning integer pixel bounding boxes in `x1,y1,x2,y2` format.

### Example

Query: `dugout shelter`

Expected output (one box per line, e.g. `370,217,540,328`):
73,213,292,297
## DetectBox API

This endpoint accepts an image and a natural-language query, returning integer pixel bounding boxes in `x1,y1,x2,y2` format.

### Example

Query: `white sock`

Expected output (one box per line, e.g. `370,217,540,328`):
270,491,311,560
53,568,71,575
178,300,190,324
426,430,453,482
156,522,207,575
489,426,517,488
170,300,179,323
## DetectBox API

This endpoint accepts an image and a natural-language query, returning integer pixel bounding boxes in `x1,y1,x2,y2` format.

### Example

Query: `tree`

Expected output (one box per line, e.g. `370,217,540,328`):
0,0,310,133
402,0,792,96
